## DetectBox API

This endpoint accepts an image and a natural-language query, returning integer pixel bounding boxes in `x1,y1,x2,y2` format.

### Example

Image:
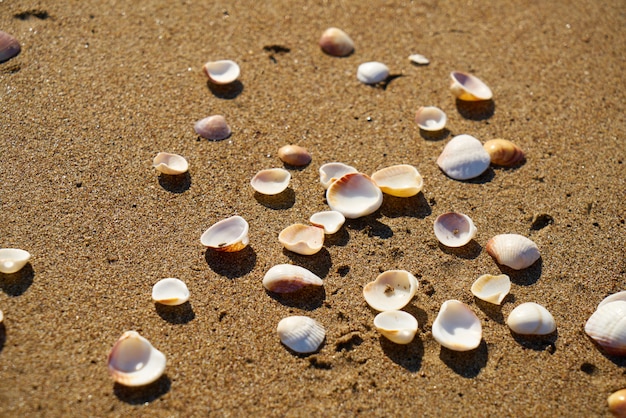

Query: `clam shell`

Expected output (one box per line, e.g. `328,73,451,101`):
584,300,626,356
319,27,354,57
371,164,424,197
608,388,626,417
152,278,190,306
278,224,324,255
263,264,323,293
107,331,166,387
471,274,511,305
415,106,447,131
277,145,311,166
194,115,232,141
373,310,418,344
486,234,540,270
432,300,482,351
357,62,390,84
507,302,556,335
277,316,325,354
483,139,525,166
433,212,477,247
309,210,345,234
363,270,419,312
152,152,189,175
598,291,626,309
450,71,493,101
202,59,240,84
250,168,291,195
200,215,249,252
319,162,358,189
0,248,31,274
326,173,383,219
0,31,20,63
408,54,429,65
437,134,491,180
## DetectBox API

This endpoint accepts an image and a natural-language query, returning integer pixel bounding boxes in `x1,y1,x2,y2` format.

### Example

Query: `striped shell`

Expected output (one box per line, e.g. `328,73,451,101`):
486,234,540,270
585,300,626,356
277,316,325,354
263,264,323,293
483,139,525,166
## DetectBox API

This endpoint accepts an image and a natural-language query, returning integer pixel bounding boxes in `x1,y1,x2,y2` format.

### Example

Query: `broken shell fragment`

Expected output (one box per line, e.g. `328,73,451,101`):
507,302,556,335
202,59,240,84
278,223,324,255
152,278,190,306
357,62,389,84
471,274,511,305
319,162,358,189
107,331,166,387
374,310,418,344
363,270,419,312
408,54,429,65
319,27,354,57
0,31,20,63
0,248,31,274
277,316,325,353
277,145,311,166
194,115,232,141
152,152,189,175
483,139,525,166
433,212,477,247
486,234,540,270
309,210,345,234
598,291,626,309
432,300,482,351
263,264,323,293
437,134,491,180
415,106,447,131
584,300,626,356
200,215,249,252
608,388,626,417
371,164,424,197
250,168,291,195
450,71,493,101
327,173,383,219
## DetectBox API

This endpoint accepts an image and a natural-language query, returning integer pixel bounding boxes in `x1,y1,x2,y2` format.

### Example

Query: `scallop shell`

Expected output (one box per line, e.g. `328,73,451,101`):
357,62,390,84
250,168,291,195
432,300,482,351
194,115,232,141
507,302,556,335
450,71,493,101
598,291,626,309
415,106,447,131
202,59,240,84
486,234,540,270
483,139,525,166
319,162,358,189
152,278,190,306
152,152,189,175
433,212,477,247
363,270,419,312
0,31,20,63
200,215,249,252
309,210,345,234
437,135,491,180
107,331,166,387
0,248,31,274
608,388,626,417
319,27,354,57
471,274,511,305
263,264,323,293
278,145,311,166
408,54,429,65
584,300,626,356
326,173,383,219
277,316,325,354
371,165,424,197
373,310,418,345
278,224,324,255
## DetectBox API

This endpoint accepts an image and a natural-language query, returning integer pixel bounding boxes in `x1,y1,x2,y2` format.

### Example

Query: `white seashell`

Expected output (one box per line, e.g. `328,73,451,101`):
0,248,31,274
194,115,232,141
598,291,626,309
433,212,477,247
152,152,189,175
363,270,419,312
471,274,511,305
437,134,491,180
608,388,626,417
250,168,291,195
152,278,190,306
507,302,556,335
450,71,493,101
107,331,166,386
373,310,418,344
202,59,240,84
0,31,21,63
278,224,325,255
432,300,482,351
200,215,249,252
319,27,354,57
408,54,429,65
263,264,323,293
319,162,358,189
584,300,626,356
357,62,390,84
326,173,383,219
486,234,540,270
415,106,446,131
277,145,311,166
309,210,345,234
277,316,325,353
371,165,424,198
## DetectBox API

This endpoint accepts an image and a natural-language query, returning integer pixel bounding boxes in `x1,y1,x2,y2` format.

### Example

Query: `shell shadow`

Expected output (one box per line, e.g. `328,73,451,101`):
254,189,295,210
265,286,326,310
207,80,243,99
439,339,488,378
282,162,311,171
380,193,431,219
380,335,424,372
437,240,482,260
465,167,495,184
496,258,542,286
0,264,34,296
474,298,506,324
380,74,403,90
510,330,558,353
323,228,350,247
204,246,257,279
284,247,332,278
455,99,495,120
154,301,195,324
158,172,191,194
346,216,393,239
585,337,626,367
419,128,450,141
0,323,5,354
113,374,171,404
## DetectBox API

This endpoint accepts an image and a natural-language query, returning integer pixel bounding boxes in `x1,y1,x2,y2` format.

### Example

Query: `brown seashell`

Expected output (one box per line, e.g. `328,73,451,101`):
483,139,525,166
319,28,354,57
278,145,311,166
608,388,626,417
0,31,21,63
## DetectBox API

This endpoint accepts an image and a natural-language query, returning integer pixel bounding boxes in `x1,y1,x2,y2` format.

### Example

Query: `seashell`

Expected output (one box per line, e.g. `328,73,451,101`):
357,62,390,84
373,310,418,345
437,134,491,180
107,331,166,387
608,388,626,417
363,270,419,312
599,291,626,309
433,212,477,247
483,139,525,166
319,27,354,57
278,224,324,255
415,106,447,131
277,316,325,353
371,164,424,197
408,54,429,65
319,162,358,189
471,274,511,305
326,173,383,219
584,300,626,356
450,71,493,101
432,300,482,351
277,145,311,166
152,152,189,175
200,215,249,252
152,278,190,306
263,264,323,293
0,309,3,324
507,302,556,335
309,210,345,234
0,248,31,274
194,115,232,141
486,234,540,270
202,59,240,84
250,168,291,195
0,31,21,63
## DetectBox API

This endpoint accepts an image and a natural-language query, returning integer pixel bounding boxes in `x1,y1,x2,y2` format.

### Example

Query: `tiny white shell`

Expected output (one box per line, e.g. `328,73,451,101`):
486,234,540,270
326,173,383,219
415,106,447,131
319,162,358,189
450,71,493,101
371,165,424,197
203,59,240,84
408,54,429,65
433,212,477,247
152,152,189,175
250,168,291,195
357,62,390,84
152,278,190,306
471,274,511,305
374,310,418,344
277,316,325,353
319,27,354,57
584,300,626,356
507,302,556,335
437,134,491,180
107,331,166,387
0,248,31,274
263,264,323,293
194,115,232,141
363,270,419,312
309,210,345,234
598,291,626,309
200,216,249,252
432,300,482,351
278,224,325,255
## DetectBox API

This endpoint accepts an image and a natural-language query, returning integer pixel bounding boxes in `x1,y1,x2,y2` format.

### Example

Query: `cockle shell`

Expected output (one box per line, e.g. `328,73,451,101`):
408,54,429,65
483,139,525,166
152,278,190,306
0,31,21,63
327,173,383,219
194,115,232,141
373,310,418,345
203,59,240,84
263,264,323,293
250,168,291,195
437,134,491,180
507,302,556,335
433,212,477,247
319,162,358,189
471,274,511,305
309,210,345,234
200,215,249,252
278,224,324,255
319,27,354,57
277,316,325,353
107,331,166,387
0,248,31,274
415,106,447,131
363,270,419,312
357,62,390,84
371,164,424,197
486,234,540,270
599,291,626,309
608,388,626,417
584,300,626,356
152,152,189,175
278,145,311,166
450,71,493,101
432,300,482,351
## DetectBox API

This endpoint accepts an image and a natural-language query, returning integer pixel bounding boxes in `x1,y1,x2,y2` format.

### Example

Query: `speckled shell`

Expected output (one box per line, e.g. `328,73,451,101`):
363,270,419,312
450,71,493,101
507,302,556,335
437,135,491,180
471,274,511,305
200,216,249,252
371,164,424,197
194,115,232,141
326,173,383,219
415,106,446,131
278,224,324,255
432,300,482,351
374,310,418,344
357,62,389,84
277,145,311,166
107,331,166,387
585,300,626,356
483,139,525,166
263,264,323,293
0,31,20,63
202,59,240,84
433,212,477,247
152,152,189,175
486,234,540,270
0,248,31,274
277,316,325,354
250,168,291,195
319,28,354,57
152,278,190,306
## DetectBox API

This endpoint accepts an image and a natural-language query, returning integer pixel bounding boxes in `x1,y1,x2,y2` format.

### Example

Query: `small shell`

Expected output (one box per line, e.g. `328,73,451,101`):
263,264,323,293
319,162,358,189
471,274,511,305
408,54,429,65
507,302,556,335
415,106,447,131
483,139,525,166
152,152,189,175
599,291,626,309
608,388,626,417
200,215,249,252
584,300,626,356
278,145,311,166
0,248,31,274
486,234,540,270
309,210,345,234
194,115,232,141
107,331,166,387
250,168,291,195
0,309,3,324
0,31,21,63
432,300,482,351
371,165,424,197
319,27,354,57
437,134,491,180
374,310,418,344
326,173,383,219
152,278,190,306
363,270,419,312
357,62,390,84
278,224,324,255
450,71,493,101
433,212,477,247
202,59,240,84
277,316,325,353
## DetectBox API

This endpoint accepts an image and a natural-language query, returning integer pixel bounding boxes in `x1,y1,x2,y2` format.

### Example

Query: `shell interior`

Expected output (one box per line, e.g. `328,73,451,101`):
263,264,323,293
200,216,249,252
450,71,493,101
152,278,190,306
471,274,511,305
0,248,31,274
107,331,166,387
277,316,325,354
357,62,390,84
432,300,482,351
363,270,419,312
250,168,291,195
373,310,418,344
152,152,189,175
415,106,446,131
326,173,383,219
437,134,491,180
278,224,325,255
203,60,240,84
309,210,345,234
433,212,477,247
371,165,424,198
486,234,540,270
507,302,556,335
319,162,358,189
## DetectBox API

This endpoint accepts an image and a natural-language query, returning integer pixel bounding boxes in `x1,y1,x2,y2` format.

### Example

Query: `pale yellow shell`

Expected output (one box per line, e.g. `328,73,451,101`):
608,388,626,417
483,139,525,166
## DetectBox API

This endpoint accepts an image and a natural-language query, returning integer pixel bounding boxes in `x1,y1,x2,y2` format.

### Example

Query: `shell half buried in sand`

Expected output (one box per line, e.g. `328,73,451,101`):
371,164,424,197
278,224,324,255
152,278,190,306
277,316,325,354
200,216,249,252
250,168,291,195
107,331,166,387
0,248,31,274
263,264,323,293
152,152,189,175
432,300,482,351
202,59,240,84
433,212,477,247
374,310,418,344
326,173,383,219
363,270,419,312
471,274,511,305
